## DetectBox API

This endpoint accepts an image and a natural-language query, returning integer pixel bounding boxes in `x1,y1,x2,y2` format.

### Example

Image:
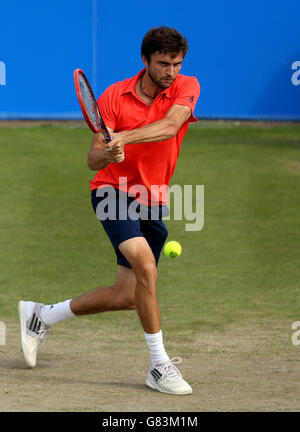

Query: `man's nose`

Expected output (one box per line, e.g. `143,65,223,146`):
166,65,175,77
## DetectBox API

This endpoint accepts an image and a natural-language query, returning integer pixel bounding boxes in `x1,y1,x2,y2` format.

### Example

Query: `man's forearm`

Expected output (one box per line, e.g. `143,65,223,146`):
122,118,177,145
87,148,110,171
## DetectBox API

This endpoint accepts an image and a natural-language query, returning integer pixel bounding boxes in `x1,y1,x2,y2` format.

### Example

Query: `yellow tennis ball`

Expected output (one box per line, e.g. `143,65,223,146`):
164,241,182,258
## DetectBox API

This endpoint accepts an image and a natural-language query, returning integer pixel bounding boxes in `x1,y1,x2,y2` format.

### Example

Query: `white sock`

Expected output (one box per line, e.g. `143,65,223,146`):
144,330,170,369
39,299,76,327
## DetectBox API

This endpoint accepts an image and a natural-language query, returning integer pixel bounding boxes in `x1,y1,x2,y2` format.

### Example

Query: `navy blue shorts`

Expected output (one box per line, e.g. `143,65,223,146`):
91,187,168,269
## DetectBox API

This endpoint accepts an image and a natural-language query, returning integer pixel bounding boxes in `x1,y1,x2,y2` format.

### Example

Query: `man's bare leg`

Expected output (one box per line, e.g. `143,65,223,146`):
19,236,192,394
35,265,136,327
117,237,192,395
70,265,137,315
38,237,158,329
118,237,160,334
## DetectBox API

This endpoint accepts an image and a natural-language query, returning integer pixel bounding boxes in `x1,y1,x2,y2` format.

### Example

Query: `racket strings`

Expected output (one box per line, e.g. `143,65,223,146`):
78,75,100,130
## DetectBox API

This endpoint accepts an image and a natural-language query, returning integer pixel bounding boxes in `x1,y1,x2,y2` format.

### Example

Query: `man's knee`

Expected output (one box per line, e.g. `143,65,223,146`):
126,300,136,310
118,237,157,285
112,282,136,310
120,292,136,310
112,265,137,311
133,259,157,285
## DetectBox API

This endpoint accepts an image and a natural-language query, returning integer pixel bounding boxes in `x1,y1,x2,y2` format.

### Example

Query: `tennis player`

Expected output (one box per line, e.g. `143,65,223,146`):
18,26,200,396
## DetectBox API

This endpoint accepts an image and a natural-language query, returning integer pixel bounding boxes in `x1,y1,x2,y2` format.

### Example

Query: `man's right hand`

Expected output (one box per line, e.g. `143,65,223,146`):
87,131,124,170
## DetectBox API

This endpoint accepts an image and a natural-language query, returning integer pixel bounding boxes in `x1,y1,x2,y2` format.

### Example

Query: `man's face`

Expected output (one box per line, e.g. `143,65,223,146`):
143,51,184,89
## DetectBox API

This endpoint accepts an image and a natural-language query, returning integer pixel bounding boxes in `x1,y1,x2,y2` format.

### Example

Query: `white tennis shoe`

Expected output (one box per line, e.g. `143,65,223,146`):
146,357,192,395
18,300,50,368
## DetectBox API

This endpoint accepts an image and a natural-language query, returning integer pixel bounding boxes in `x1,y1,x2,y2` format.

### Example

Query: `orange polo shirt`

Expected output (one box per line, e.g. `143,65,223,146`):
90,69,200,205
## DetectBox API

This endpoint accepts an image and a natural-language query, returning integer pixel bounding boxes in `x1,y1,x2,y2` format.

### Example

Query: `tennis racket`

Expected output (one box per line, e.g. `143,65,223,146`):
73,68,112,147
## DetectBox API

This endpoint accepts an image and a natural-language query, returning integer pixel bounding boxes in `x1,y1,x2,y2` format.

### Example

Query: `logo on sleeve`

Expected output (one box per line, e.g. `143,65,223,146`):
185,96,194,104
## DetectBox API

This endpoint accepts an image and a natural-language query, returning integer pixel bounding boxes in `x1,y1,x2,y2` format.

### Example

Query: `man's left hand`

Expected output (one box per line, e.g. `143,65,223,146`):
106,132,126,153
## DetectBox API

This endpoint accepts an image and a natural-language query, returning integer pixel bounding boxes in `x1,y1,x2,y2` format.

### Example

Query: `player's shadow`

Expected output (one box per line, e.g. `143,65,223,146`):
0,356,49,370
0,366,146,392
250,52,300,120
97,381,146,391
0,352,146,390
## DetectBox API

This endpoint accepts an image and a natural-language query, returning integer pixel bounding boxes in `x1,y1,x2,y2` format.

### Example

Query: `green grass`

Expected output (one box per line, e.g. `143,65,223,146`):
1,121,300,344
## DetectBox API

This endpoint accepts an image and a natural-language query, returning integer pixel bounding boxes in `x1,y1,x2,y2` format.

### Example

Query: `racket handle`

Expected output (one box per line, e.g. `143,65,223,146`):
103,131,113,151
100,129,112,143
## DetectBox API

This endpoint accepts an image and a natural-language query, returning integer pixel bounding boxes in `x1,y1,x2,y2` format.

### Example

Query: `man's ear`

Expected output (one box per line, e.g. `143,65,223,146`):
141,54,149,67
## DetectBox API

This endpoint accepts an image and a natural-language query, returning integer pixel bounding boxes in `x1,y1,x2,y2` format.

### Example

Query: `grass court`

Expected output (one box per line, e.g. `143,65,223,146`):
0,121,300,411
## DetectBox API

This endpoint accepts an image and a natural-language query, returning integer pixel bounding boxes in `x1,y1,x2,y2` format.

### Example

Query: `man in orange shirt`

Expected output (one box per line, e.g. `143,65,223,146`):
19,27,200,395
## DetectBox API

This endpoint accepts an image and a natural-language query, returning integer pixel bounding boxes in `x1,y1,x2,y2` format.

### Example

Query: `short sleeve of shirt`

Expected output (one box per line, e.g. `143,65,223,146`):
96,84,118,130
173,76,200,121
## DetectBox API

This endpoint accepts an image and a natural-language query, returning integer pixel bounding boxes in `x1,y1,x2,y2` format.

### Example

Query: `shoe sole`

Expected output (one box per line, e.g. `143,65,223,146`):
145,377,192,396
18,300,36,368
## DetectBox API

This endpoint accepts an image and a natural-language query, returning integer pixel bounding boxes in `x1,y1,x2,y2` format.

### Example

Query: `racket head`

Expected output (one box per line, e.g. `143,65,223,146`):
74,69,111,143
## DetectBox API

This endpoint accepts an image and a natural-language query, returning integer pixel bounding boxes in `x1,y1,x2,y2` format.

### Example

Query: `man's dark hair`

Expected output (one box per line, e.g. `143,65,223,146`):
141,26,189,63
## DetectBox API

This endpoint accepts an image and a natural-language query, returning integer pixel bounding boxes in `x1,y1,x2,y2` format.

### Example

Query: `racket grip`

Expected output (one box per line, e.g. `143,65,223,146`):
104,132,113,151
